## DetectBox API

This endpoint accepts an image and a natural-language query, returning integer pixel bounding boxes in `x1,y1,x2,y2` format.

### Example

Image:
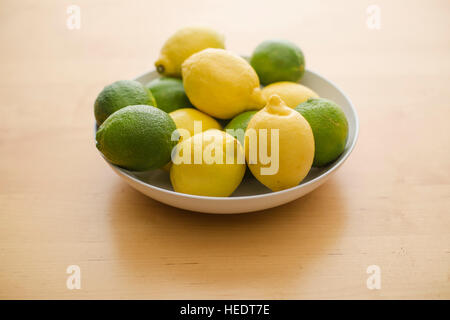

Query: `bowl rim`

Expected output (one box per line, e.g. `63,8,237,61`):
97,69,359,201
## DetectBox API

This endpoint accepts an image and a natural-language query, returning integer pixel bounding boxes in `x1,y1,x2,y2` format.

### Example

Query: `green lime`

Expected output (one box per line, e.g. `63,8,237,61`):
295,98,348,167
146,77,193,113
94,80,156,125
224,110,258,146
96,105,176,171
250,39,305,85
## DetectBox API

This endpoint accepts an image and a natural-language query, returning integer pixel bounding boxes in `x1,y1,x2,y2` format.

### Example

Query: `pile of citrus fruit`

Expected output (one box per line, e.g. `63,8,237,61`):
95,26,349,197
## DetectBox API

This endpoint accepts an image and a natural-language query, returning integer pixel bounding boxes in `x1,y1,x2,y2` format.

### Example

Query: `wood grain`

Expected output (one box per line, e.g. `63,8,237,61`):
0,0,448,299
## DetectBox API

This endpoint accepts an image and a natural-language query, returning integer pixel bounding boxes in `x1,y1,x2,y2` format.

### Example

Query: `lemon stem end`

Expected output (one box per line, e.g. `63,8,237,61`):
156,64,165,74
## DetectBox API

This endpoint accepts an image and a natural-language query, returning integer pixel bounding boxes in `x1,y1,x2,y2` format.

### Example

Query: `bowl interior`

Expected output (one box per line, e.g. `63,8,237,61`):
107,70,358,198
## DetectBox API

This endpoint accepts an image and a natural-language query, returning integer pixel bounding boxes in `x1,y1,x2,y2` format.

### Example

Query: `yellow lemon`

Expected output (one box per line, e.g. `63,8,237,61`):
163,108,222,172
155,26,225,78
169,108,222,138
170,129,246,197
245,95,314,191
261,81,319,108
182,48,266,119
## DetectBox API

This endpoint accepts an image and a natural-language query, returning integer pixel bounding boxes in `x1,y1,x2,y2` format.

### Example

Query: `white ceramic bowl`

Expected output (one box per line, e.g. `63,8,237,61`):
97,69,358,214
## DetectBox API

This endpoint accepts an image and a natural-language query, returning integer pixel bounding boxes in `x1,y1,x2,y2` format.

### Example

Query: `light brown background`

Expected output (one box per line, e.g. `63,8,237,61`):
0,0,449,299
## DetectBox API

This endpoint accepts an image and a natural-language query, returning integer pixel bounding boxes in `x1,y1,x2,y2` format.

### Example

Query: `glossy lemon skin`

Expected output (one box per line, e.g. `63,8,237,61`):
182,49,266,119
155,26,225,78
170,130,246,197
162,108,222,172
245,95,315,191
169,108,222,138
261,81,318,108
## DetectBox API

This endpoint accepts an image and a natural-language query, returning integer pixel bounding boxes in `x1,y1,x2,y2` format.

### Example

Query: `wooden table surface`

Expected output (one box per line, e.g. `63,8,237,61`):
0,0,449,299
